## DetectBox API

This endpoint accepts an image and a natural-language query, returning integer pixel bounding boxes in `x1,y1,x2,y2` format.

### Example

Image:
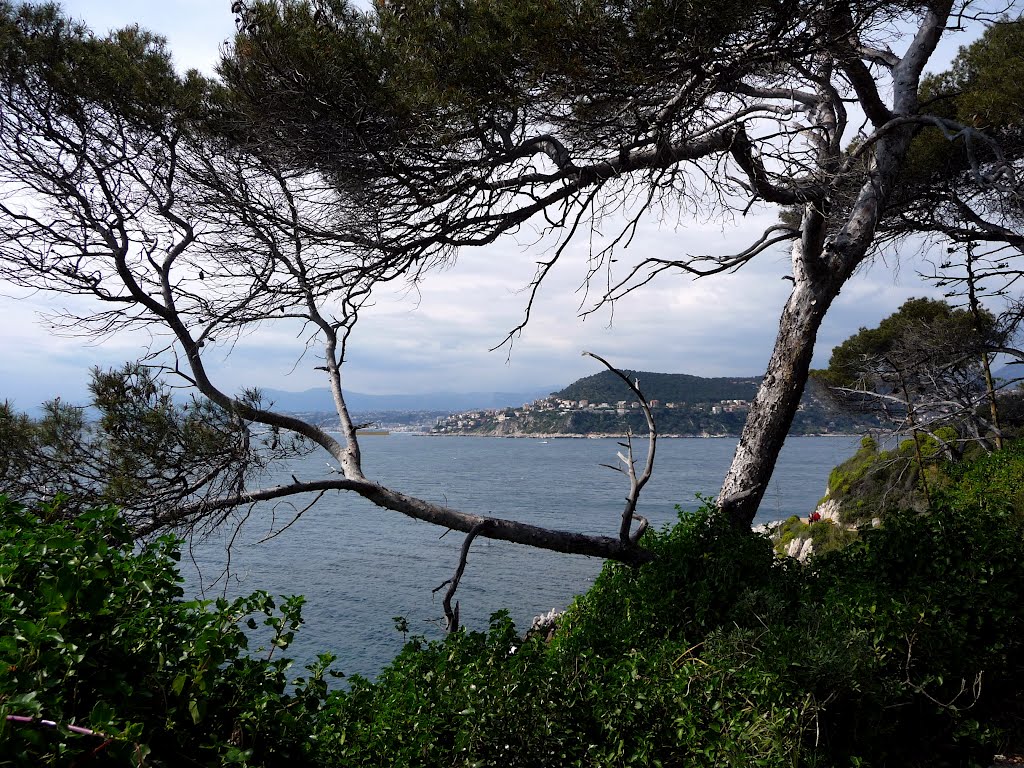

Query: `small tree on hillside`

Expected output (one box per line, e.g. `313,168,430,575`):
919,241,1024,449
883,19,1024,450
814,298,1018,466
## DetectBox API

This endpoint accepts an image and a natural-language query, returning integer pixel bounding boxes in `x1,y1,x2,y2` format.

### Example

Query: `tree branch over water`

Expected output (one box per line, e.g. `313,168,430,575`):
0,6,653,580
224,0,1023,528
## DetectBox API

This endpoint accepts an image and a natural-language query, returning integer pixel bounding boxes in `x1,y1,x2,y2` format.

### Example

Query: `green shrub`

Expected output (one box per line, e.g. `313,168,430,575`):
774,515,859,558
0,496,331,766
943,438,1024,516
555,504,799,657
312,613,579,767
305,502,1024,767
798,503,1024,765
4,487,1023,767
825,435,880,500
823,433,954,525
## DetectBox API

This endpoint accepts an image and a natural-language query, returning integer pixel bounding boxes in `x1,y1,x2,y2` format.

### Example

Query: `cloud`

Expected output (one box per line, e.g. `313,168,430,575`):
1,212,949,404
0,3,984,404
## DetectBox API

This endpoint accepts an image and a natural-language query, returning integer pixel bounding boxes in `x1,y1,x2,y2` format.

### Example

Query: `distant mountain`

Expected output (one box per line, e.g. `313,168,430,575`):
993,363,1022,384
260,386,558,414
552,370,761,404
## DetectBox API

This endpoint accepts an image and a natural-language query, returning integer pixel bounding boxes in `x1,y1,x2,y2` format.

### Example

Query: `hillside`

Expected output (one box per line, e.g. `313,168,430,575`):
436,372,879,437
552,370,760,404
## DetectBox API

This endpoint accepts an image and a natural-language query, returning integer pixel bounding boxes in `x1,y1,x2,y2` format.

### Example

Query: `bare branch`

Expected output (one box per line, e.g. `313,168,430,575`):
581,351,657,545
854,44,900,69
433,520,492,633
591,224,798,310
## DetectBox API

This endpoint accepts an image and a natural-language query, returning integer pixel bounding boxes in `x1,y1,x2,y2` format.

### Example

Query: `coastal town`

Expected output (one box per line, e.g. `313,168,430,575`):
433,394,751,426
432,394,802,437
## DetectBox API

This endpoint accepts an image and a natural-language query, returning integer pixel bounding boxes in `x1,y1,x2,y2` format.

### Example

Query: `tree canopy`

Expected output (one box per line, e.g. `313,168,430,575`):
0,2,660,613
0,1,1022,576
813,297,1017,451
222,0,1024,524
888,18,1024,252
818,298,994,389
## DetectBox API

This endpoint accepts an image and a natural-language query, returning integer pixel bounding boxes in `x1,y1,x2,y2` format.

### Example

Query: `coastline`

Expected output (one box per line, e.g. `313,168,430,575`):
422,432,860,439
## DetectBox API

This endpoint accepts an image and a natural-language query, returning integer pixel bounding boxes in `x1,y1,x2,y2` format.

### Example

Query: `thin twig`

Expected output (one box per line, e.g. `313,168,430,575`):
257,490,326,543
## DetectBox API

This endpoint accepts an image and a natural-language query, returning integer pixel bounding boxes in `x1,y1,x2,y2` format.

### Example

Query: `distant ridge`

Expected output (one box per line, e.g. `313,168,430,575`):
434,370,878,437
993,363,1022,384
553,370,760,404
262,371,765,415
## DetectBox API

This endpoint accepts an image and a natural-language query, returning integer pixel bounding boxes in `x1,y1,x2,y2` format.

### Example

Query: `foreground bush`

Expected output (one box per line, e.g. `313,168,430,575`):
3,491,1022,766
0,496,330,766
942,437,1024,517
309,503,1024,767
817,433,1024,526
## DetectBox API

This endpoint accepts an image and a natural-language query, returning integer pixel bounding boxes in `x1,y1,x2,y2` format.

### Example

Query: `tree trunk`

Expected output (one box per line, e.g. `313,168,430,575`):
981,351,1003,451
717,276,837,527
715,0,944,525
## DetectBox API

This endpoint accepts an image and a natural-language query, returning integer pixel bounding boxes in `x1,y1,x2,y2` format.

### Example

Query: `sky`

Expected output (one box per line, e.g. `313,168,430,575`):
0,1,997,408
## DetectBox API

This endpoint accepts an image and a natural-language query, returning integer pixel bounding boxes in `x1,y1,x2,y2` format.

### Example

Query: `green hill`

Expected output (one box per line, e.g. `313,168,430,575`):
552,370,760,404
434,371,882,436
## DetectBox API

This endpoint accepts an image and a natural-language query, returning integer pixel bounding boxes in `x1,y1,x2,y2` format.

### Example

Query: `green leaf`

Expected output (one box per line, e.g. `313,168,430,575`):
171,673,187,696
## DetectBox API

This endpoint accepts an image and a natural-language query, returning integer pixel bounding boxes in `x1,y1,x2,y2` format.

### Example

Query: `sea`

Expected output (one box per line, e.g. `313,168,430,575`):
182,434,860,681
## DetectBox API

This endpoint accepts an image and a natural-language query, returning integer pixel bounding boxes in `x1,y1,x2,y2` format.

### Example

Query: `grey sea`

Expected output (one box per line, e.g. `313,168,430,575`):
183,434,860,680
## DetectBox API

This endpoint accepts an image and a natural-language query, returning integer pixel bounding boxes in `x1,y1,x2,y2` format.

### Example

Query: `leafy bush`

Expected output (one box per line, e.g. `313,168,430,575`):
4,484,1023,767
291,508,815,767
556,505,799,656
774,514,859,558
798,504,1024,764
0,496,331,766
822,432,962,524
312,613,580,766
304,502,1024,767
943,437,1024,516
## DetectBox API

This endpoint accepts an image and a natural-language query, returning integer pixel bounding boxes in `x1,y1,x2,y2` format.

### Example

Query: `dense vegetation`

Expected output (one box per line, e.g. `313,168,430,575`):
811,298,1014,455
552,370,760,405
4,440,1024,766
0,497,332,766
324,491,1024,768
816,406,1024,527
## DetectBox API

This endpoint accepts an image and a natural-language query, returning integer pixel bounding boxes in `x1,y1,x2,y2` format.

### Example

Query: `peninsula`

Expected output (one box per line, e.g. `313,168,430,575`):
431,370,877,437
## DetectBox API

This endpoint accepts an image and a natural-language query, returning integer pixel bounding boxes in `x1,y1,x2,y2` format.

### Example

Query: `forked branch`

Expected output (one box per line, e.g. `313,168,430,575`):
583,351,655,545
433,520,492,633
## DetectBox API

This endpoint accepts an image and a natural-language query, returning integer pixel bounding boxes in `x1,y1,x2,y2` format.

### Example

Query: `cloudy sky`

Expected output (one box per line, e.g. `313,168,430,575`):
0,2,988,408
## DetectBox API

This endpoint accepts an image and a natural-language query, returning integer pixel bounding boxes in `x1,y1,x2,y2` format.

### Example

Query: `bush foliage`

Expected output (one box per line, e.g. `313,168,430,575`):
942,438,1024,517
0,497,332,766
3,458,1024,766
773,514,860,557
303,499,1024,767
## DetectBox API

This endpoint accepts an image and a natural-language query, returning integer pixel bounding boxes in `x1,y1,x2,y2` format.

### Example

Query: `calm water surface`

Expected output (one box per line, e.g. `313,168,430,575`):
183,435,859,680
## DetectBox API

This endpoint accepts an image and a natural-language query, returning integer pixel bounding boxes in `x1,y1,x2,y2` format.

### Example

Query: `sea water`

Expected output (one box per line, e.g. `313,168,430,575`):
182,435,859,680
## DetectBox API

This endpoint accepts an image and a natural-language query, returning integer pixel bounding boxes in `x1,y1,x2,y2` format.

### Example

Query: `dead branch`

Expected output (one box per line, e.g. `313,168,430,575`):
582,351,656,545
433,520,492,633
